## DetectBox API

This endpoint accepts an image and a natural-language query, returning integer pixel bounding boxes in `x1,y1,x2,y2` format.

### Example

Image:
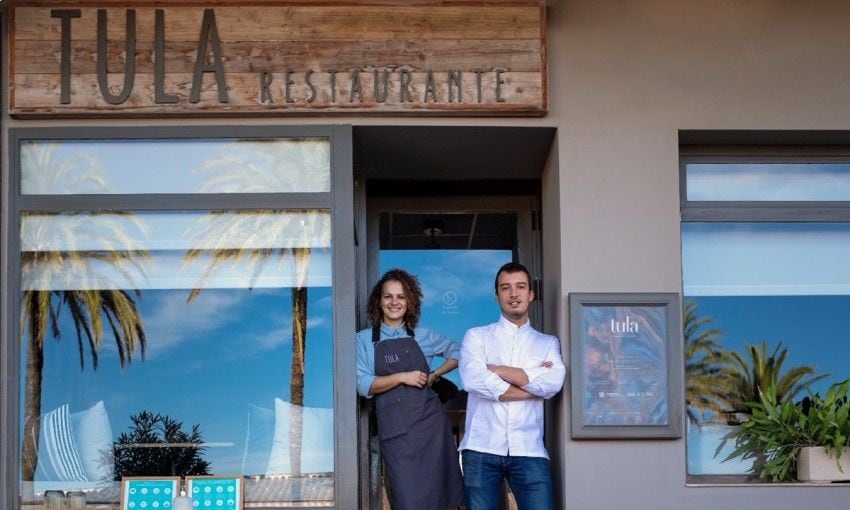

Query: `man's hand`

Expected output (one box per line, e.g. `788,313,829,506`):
487,361,553,387
498,385,541,402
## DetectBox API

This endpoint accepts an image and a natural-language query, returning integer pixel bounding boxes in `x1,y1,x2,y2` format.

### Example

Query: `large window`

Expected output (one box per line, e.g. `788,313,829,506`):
8,128,353,508
681,153,850,480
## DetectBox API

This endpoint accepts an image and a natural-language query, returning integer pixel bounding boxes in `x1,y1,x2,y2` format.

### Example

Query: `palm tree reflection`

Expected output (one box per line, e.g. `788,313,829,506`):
724,341,828,424
21,142,108,195
183,138,331,478
684,299,828,425
21,212,149,482
683,300,735,424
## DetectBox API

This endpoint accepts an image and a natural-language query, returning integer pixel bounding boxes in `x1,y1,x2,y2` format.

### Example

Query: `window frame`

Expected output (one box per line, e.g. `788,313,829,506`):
681,146,850,222
1,125,356,510
680,145,850,484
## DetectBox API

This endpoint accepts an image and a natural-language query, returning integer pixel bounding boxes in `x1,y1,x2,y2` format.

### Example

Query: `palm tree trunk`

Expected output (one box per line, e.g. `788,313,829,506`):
289,286,307,477
22,293,46,482
288,247,311,478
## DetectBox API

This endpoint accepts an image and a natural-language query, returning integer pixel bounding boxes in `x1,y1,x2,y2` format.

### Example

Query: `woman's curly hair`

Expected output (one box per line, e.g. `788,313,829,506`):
367,268,423,329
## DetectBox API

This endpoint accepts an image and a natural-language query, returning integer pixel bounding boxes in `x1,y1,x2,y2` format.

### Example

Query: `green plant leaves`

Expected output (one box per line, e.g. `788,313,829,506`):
728,379,850,482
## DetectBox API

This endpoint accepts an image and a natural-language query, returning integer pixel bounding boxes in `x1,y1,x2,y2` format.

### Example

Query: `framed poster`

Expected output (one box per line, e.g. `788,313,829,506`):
569,293,683,438
120,477,181,510
186,476,243,510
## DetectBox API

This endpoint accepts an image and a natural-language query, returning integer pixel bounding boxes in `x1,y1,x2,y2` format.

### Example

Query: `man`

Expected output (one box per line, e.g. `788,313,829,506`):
459,262,566,510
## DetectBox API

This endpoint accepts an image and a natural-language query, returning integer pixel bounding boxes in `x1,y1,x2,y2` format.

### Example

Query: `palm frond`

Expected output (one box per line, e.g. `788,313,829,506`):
684,299,735,424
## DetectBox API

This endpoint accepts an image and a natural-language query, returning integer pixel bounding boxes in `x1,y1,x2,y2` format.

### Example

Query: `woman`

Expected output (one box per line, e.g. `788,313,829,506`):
355,268,465,509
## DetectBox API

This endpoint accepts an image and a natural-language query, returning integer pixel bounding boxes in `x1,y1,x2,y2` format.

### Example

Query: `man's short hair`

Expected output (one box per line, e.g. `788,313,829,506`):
494,262,532,293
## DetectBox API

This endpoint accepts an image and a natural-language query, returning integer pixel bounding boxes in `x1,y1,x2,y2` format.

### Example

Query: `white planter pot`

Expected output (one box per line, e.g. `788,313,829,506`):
797,446,850,483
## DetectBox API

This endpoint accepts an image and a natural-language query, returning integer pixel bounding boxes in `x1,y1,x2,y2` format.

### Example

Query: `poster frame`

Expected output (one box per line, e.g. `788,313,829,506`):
569,292,683,439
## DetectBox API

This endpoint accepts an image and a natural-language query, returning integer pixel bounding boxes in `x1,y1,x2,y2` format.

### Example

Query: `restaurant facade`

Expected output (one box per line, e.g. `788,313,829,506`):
2,1,850,509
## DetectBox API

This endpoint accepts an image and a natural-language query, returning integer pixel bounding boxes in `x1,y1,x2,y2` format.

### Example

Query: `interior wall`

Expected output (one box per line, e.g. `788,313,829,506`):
551,0,850,508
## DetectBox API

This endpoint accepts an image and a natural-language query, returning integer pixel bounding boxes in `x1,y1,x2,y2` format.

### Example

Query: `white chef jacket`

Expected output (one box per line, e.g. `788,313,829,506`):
458,315,566,459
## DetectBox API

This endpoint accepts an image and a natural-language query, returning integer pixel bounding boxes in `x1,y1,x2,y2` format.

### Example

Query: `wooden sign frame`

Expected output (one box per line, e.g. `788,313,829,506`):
8,2,547,117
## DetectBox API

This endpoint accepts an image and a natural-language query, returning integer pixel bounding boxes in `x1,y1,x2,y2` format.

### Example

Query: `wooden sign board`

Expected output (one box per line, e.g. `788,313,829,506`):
8,2,547,117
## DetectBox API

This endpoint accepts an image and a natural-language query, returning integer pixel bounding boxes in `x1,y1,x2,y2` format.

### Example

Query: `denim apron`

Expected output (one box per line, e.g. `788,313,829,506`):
372,326,465,509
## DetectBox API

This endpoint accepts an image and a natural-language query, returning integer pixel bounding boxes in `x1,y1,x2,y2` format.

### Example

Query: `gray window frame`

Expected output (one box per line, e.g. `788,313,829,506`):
680,145,850,483
1,125,356,510
681,146,850,222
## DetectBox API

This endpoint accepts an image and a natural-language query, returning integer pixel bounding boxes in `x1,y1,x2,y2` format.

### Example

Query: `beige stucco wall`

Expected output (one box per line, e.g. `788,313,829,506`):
548,1,850,508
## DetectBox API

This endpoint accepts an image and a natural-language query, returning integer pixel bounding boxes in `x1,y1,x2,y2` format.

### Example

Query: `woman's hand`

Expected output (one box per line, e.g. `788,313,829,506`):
368,370,429,395
429,358,458,387
399,370,429,388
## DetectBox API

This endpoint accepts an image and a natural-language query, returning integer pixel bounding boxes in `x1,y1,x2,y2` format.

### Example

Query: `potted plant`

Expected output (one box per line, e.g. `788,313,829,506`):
727,379,850,482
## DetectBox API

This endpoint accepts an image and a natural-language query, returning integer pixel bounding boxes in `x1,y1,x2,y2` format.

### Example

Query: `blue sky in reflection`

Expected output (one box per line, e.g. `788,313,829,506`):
22,139,330,195
31,286,334,475
685,294,850,475
687,163,850,201
687,295,850,396
683,222,850,391
683,221,850,474
683,223,850,296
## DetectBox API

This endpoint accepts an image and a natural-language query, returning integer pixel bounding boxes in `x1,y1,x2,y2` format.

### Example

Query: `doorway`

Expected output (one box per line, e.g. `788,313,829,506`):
365,197,540,510
354,125,556,509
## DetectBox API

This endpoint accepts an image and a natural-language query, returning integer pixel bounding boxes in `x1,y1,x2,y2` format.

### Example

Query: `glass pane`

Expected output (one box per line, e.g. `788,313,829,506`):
21,138,330,194
681,222,850,476
686,162,850,201
682,223,850,296
19,210,334,507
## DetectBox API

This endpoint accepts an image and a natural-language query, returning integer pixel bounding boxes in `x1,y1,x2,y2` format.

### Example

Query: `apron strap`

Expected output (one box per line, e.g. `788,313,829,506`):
371,324,416,343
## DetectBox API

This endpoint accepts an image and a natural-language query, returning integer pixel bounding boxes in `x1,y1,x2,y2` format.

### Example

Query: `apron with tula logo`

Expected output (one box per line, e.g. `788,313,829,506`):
372,326,464,509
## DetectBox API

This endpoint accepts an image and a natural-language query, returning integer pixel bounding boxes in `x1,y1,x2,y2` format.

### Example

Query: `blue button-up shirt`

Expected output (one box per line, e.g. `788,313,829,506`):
356,323,461,398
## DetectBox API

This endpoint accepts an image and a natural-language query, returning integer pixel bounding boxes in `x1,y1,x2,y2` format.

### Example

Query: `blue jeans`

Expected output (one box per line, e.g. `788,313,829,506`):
461,450,553,510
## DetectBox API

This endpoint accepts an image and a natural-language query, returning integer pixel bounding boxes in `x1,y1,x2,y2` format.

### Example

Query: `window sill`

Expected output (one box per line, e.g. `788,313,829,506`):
687,475,850,487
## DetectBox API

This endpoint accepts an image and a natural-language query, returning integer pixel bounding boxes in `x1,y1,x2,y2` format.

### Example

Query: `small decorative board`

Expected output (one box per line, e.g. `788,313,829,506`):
185,476,243,510
120,477,181,510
